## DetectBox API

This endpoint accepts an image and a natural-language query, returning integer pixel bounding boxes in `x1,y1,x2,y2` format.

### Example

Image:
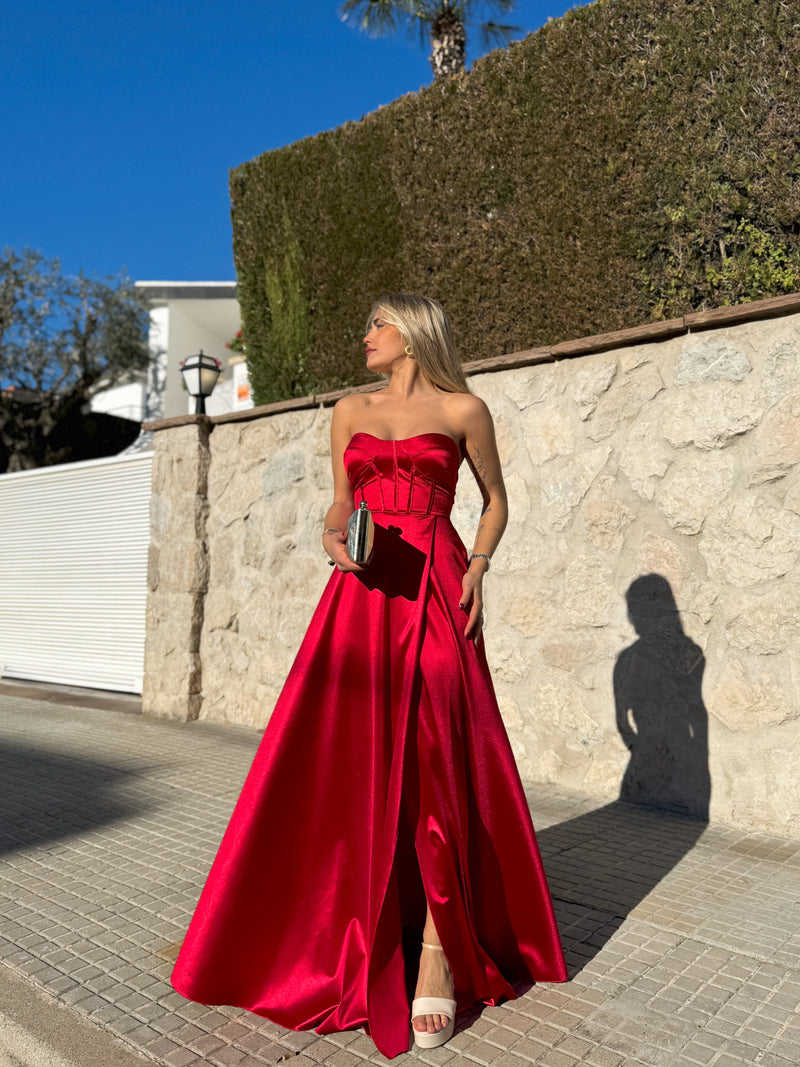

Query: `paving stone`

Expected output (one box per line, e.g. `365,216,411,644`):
301,1038,346,1063
187,1032,227,1055
677,1041,716,1064
3,696,800,1067
143,1034,182,1057
581,1050,623,1067
552,1034,594,1057
482,1026,523,1050
209,1047,249,1066
163,1050,204,1067
462,1038,506,1063
504,1036,549,1060
280,1028,329,1050
324,1050,363,1067
415,1050,458,1066
537,1051,579,1067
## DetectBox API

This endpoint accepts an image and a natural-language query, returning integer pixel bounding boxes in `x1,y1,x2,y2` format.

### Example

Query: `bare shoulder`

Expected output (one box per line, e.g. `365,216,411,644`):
445,391,493,435
333,394,360,418
332,392,364,429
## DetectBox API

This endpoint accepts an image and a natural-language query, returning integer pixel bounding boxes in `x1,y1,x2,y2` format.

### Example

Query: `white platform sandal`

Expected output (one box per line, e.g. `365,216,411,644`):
411,942,457,1049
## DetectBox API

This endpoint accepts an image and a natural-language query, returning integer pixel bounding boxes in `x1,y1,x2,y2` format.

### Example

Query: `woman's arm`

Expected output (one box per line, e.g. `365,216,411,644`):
455,395,509,642
322,396,367,572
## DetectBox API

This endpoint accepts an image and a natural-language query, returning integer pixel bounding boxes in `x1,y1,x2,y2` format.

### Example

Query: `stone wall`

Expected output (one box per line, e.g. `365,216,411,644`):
144,305,800,837
143,422,211,720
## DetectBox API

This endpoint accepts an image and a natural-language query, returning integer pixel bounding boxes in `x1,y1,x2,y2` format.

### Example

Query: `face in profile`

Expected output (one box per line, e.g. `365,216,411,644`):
363,311,409,373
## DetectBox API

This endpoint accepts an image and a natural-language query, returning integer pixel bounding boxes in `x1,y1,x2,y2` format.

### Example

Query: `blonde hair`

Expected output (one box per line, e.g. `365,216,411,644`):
367,293,473,394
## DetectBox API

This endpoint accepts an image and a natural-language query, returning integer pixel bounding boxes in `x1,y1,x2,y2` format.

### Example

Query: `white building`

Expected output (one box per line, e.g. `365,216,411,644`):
91,281,253,423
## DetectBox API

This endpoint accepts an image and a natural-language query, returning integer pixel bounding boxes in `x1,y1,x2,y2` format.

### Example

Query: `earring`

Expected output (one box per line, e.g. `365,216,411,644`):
404,345,414,357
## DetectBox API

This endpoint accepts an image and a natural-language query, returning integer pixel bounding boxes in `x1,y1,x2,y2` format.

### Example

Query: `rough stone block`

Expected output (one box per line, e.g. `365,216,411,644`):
656,455,736,535
523,403,576,464
563,555,614,628
572,358,618,419
213,467,264,528
700,499,800,586
586,362,664,440
582,487,634,550
750,391,800,483
503,367,559,409
262,450,305,499
618,413,672,500
663,384,763,450
675,338,752,386
708,658,797,732
763,338,800,405
541,446,612,530
725,587,800,655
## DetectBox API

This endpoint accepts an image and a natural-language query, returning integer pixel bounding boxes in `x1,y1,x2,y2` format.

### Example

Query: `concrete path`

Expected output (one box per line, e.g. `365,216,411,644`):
0,687,798,1067
0,960,150,1066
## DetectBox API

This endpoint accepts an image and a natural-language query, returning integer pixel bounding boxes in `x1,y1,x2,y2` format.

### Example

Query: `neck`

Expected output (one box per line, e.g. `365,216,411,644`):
383,359,439,401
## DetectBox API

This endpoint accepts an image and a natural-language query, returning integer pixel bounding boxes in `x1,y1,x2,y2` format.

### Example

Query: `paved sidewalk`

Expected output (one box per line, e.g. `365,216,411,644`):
0,691,798,1067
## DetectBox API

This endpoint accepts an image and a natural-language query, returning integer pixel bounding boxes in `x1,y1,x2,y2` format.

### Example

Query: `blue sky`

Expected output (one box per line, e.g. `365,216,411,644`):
2,0,582,282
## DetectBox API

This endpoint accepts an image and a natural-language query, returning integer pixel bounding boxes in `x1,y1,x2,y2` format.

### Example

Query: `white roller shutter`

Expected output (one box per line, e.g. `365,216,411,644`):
0,452,152,694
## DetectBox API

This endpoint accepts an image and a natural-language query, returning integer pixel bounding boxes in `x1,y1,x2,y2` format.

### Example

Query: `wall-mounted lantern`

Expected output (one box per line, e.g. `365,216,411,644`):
179,350,222,415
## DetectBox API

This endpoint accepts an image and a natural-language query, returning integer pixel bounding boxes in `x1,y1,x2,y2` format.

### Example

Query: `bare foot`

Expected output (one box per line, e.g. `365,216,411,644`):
413,941,455,1034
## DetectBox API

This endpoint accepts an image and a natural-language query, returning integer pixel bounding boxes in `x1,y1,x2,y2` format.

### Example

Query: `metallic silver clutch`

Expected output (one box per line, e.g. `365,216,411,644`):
347,500,374,564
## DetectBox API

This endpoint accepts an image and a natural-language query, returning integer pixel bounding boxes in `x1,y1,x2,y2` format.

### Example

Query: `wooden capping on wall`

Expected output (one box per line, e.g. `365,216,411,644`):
142,291,800,434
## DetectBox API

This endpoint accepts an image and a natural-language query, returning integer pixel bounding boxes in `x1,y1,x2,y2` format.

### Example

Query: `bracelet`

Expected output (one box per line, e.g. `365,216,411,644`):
323,528,341,536
469,553,491,570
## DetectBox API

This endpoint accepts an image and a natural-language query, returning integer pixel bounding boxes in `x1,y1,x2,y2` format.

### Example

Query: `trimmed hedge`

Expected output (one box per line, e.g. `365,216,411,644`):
230,0,800,404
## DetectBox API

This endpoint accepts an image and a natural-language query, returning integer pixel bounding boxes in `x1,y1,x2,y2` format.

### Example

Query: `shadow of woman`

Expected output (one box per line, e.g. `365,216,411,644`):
615,573,710,819
532,574,711,978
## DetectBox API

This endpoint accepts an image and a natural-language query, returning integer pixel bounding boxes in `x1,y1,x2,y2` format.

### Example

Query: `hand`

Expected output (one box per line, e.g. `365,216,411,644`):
459,569,485,644
323,529,369,572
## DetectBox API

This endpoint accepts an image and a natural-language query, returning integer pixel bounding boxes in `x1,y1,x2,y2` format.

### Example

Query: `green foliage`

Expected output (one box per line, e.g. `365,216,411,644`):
642,215,800,319
0,247,151,471
706,222,800,306
231,0,800,403
239,213,314,404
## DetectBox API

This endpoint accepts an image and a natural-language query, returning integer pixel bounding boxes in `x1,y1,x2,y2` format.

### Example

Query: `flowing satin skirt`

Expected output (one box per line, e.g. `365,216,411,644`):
171,510,567,1058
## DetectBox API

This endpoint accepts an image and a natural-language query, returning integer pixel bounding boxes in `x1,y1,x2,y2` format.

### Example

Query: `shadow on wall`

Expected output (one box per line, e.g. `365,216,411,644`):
615,573,710,820
535,574,711,979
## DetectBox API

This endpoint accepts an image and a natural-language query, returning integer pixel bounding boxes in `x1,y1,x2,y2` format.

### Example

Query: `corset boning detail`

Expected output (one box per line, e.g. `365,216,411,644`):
353,469,455,516
344,434,460,518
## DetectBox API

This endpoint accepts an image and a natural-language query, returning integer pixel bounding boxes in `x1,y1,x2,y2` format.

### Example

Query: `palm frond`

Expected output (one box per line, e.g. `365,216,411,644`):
482,0,517,13
339,0,398,36
460,0,517,15
477,18,521,50
338,0,431,38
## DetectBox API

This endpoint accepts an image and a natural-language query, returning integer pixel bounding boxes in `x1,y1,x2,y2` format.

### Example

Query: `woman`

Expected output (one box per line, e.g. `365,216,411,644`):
171,294,567,1058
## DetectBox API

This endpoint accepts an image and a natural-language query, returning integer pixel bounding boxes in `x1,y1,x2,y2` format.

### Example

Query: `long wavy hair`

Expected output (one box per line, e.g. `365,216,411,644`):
367,293,473,394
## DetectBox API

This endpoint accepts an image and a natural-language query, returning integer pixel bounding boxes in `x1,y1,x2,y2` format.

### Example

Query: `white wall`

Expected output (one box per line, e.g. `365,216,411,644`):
90,381,147,422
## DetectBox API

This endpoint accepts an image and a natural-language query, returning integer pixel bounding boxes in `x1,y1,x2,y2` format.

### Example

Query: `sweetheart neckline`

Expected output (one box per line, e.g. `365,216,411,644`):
347,431,461,453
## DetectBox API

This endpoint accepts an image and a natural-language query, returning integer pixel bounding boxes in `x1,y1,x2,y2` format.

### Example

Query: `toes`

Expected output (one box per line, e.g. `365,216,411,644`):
413,1014,445,1034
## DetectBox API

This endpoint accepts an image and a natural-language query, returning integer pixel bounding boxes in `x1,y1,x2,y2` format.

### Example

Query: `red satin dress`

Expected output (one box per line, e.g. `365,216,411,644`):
171,432,567,1058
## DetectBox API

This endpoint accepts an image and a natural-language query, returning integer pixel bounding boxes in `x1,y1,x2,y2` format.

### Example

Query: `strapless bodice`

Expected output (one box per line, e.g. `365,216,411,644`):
344,432,461,517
